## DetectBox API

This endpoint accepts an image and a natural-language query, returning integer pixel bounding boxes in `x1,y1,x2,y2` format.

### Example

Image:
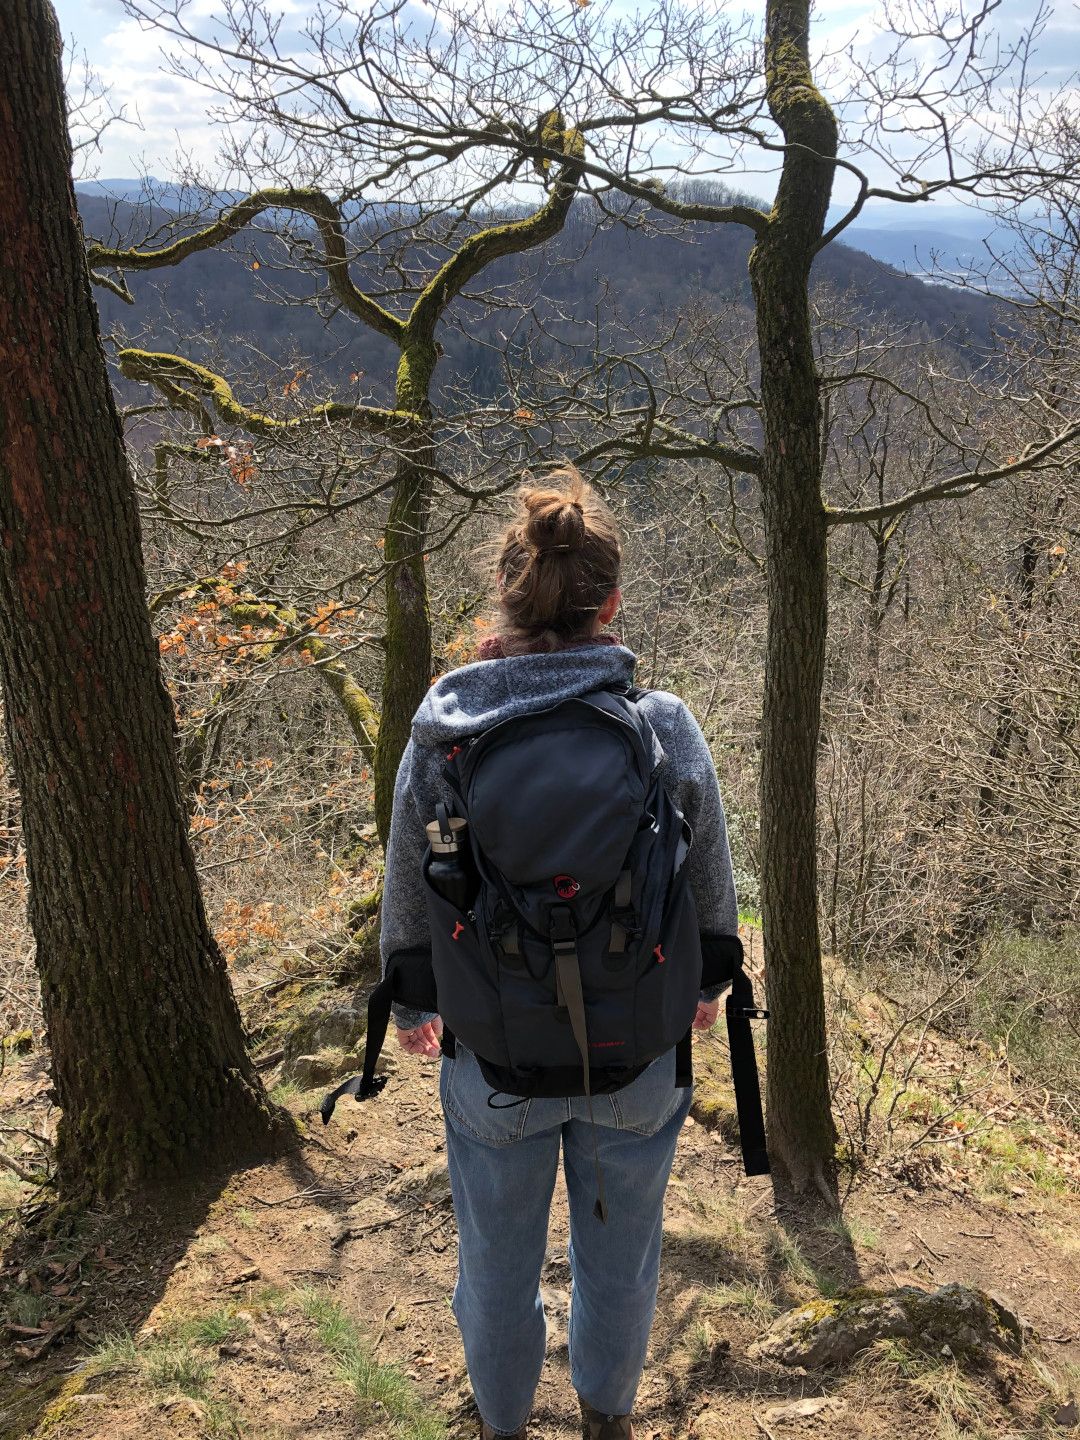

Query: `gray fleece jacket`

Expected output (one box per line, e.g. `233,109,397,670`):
380,642,739,1029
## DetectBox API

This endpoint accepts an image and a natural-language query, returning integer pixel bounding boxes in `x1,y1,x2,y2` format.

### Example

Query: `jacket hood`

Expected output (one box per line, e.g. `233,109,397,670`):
411,643,638,747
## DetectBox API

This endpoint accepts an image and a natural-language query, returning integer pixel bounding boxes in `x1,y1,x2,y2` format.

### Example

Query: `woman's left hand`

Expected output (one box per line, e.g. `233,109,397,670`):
692,998,720,1031
396,1017,444,1059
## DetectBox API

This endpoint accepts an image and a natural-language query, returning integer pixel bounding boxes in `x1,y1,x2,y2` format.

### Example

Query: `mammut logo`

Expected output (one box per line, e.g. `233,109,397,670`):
451,920,465,941
553,874,580,899
653,944,666,964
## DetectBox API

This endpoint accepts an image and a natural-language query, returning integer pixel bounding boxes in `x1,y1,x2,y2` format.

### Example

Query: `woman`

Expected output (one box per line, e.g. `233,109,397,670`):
380,467,740,1440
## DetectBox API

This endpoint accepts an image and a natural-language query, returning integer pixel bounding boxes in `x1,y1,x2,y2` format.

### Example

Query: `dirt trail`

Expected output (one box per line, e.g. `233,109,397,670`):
1,1005,1078,1440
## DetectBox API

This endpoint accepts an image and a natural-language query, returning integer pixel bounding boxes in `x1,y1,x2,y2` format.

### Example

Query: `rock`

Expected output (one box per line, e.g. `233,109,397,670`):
983,1291,1029,1349
689,1076,741,1146
1053,1400,1078,1428
763,1397,843,1424
385,1159,451,1206
750,1283,1025,1369
281,1003,366,1080
284,1048,356,1088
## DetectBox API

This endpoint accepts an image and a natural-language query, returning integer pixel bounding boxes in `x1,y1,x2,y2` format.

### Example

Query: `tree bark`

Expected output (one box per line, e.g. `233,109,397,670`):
372,341,437,847
0,0,284,1201
748,0,839,1188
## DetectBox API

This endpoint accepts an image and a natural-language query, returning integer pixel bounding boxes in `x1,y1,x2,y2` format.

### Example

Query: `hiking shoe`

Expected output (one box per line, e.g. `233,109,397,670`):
480,1422,527,1440
579,1396,634,1440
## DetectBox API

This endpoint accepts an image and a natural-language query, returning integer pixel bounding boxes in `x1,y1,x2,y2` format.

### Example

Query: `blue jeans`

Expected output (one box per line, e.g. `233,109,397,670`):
440,1044,692,1434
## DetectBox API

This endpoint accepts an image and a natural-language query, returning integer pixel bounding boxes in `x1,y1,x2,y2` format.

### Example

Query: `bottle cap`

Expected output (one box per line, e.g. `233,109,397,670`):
426,815,468,853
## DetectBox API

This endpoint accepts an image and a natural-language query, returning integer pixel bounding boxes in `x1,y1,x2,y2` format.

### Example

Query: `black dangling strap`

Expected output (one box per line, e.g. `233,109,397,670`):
675,1027,693,1089
320,968,395,1123
551,905,608,1223
725,967,770,1176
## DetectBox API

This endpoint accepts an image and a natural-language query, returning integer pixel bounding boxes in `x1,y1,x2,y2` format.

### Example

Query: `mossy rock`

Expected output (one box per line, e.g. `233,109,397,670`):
750,1283,1025,1369
346,889,382,928
3,1370,95,1440
689,1076,741,1147
339,919,381,979
284,1047,357,1089
386,1159,451,1206
281,1003,365,1076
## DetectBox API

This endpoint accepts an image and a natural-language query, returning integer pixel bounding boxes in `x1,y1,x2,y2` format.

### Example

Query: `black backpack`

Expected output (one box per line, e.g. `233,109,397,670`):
323,687,769,1189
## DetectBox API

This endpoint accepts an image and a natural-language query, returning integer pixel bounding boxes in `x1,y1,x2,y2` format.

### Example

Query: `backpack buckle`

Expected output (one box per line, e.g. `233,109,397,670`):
549,904,577,953
730,1005,770,1021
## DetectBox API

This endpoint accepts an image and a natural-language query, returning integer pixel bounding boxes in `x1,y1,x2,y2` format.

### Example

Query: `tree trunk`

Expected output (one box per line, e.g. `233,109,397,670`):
0,0,284,1201
373,343,436,846
748,0,838,1189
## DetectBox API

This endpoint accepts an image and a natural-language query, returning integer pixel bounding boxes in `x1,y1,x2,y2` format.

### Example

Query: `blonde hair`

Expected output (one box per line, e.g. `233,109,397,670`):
492,465,621,654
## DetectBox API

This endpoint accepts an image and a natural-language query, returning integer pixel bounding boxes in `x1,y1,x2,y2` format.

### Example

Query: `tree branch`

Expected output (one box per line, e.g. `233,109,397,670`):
825,425,1080,526
87,187,406,344
118,348,419,437
409,126,585,340
575,421,763,477
153,577,380,765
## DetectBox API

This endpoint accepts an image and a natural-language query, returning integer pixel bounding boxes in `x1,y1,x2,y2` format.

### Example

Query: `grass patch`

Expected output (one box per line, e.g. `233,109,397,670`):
764,1229,817,1288
861,1339,992,1435
764,1228,848,1299
6,1288,49,1328
80,1331,140,1379
176,1305,252,1348
0,1171,30,1217
701,1280,778,1327
819,1214,880,1251
190,1234,229,1258
300,1287,445,1440
77,1313,245,1437
142,1342,215,1398
247,1283,290,1316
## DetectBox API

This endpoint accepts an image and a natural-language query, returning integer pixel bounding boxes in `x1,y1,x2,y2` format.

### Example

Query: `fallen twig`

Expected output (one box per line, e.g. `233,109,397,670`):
914,1230,945,1262
332,1198,440,1248
752,1412,778,1440
0,1150,40,1184
14,1300,90,1362
372,1300,396,1352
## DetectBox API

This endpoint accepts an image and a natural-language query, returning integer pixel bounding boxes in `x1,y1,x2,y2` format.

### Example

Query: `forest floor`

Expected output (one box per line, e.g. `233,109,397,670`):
0,932,1077,1440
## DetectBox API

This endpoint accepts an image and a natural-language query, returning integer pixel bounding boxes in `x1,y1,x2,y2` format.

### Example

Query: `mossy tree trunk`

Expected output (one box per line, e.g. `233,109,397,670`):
0,0,284,1201
748,0,839,1189
373,343,437,845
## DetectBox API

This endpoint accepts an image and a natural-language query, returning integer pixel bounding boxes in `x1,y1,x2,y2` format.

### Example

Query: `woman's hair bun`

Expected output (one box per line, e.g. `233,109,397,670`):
523,486,586,553
489,464,622,653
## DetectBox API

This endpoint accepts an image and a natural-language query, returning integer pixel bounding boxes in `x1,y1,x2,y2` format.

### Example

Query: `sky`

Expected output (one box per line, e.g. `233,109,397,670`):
53,0,1080,221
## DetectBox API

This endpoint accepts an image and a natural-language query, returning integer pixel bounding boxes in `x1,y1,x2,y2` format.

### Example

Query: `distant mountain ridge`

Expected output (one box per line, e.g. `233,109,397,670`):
78,186,999,409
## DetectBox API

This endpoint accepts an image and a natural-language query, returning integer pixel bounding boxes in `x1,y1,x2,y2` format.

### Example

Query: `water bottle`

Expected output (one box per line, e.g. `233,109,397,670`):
425,803,475,911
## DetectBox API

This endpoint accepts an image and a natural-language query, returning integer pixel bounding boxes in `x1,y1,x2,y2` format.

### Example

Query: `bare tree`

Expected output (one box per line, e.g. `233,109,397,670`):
0,0,285,1202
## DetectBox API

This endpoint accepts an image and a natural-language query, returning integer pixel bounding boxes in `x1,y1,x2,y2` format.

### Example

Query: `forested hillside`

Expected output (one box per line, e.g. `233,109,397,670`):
79,190,997,408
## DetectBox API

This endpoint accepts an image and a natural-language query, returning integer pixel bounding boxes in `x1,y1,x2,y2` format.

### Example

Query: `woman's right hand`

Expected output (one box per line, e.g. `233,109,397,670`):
396,1017,443,1059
